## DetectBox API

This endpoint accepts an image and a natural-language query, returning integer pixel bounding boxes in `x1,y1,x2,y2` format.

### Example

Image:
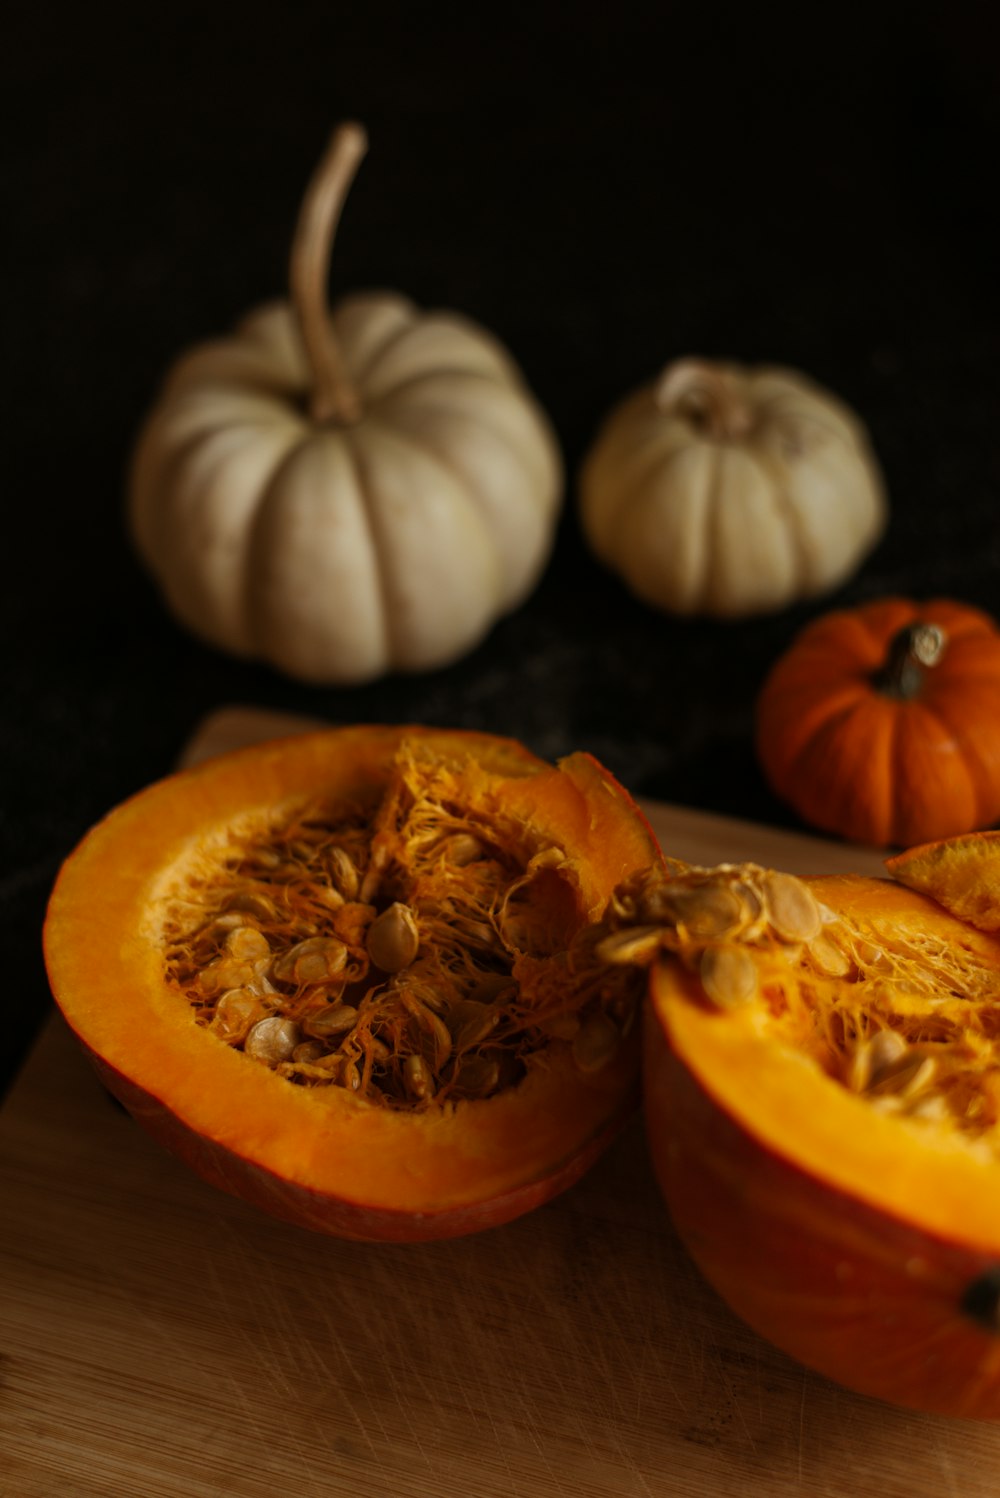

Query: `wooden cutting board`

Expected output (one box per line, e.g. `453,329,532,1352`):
5,707,1000,1497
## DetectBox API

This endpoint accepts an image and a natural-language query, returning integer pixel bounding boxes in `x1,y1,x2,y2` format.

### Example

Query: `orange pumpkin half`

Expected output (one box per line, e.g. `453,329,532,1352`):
43,725,660,1242
624,859,1000,1418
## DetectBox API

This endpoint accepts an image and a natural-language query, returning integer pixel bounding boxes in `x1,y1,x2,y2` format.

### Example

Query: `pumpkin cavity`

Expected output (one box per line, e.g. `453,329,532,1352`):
161,740,644,1109
602,861,1000,1153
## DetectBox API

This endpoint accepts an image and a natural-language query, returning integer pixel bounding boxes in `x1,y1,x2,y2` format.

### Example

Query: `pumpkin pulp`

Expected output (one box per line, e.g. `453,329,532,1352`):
43,726,659,1240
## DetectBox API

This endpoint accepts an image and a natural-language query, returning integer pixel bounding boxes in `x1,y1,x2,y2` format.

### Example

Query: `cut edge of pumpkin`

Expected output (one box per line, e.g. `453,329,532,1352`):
653,974,1000,1253
647,869,1000,1255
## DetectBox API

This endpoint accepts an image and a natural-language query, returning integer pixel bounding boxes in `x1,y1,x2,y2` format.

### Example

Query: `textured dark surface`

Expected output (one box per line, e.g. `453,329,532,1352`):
5,3,999,1096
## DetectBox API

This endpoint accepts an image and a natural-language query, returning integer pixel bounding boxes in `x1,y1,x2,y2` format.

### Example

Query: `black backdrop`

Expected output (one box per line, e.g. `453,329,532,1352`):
5,2,999,1095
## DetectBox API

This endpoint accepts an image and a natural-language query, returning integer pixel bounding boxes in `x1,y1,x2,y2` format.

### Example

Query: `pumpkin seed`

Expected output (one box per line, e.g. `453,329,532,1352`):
808,932,850,977
848,1028,908,1092
366,903,420,972
328,847,360,900
596,925,664,966
667,882,748,941
246,848,282,872
225,926,271,963
225,889,279,922
441,833,483,866
210,988,266,1043
201,911,249,940
457,918,501,952
245,1016,301,1064
338,1057,362,1092
358,843,389,905
699,944,758,1009
305,1002,357,1038
313,883,346,912
292,1039,326,1064
762,872,821,943
849,1032,941,1103
197,930,270,995
404,1053,434,1100
272,936,348,986
868,1051,938,1100
402,993,453,1068
400,976,448,1014
731,879,765,934
632,878,680,925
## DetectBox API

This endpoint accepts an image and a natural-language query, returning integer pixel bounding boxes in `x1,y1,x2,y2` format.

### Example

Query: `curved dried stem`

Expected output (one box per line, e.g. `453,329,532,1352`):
290,121,369,426
655,358,754,442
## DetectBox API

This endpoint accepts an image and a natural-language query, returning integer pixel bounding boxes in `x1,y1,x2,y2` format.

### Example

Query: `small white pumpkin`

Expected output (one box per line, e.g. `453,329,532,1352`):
130,124,562,684
579,358,887,618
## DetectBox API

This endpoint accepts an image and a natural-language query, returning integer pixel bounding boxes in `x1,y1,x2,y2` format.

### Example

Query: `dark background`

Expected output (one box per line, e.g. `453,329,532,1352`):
4,3,999,1097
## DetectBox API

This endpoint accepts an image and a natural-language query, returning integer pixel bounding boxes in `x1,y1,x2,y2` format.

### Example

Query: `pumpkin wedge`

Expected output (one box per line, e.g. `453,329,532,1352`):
43,725,659,1242
886,831,1000,932
599,857,1000,1418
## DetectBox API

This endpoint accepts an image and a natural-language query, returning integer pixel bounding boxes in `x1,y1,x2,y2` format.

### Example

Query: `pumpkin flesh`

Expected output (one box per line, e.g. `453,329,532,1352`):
44,726,659,1241
640,868,1000,1417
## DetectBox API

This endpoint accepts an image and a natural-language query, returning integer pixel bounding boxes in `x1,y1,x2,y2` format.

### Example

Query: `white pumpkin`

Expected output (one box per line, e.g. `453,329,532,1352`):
130,124,562,684
579,358,887,618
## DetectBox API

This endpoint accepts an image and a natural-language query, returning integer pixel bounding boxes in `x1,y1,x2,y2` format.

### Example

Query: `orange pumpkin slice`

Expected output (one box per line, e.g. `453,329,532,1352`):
887,830,1000,932
43,725,660,1242
608,861,1000,1418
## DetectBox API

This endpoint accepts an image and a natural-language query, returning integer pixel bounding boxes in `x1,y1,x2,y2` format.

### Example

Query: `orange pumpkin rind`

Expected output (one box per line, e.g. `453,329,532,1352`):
603,854,1000,1419
43,725,660,1242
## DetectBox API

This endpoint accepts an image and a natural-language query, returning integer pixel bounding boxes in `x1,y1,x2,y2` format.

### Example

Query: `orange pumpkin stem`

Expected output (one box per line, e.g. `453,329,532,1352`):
874,621,947,699
290,122,368,426
655,359,754,442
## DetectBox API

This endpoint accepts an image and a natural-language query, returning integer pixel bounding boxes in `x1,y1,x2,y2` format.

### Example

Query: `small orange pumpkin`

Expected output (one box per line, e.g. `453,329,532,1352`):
756,596,1000,848
602,853,1000,1418
42,725,659,1242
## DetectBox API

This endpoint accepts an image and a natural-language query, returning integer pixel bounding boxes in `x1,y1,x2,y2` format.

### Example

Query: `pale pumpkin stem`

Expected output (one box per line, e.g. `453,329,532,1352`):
875,622,948,700
290,121,368,426
655,359,754,441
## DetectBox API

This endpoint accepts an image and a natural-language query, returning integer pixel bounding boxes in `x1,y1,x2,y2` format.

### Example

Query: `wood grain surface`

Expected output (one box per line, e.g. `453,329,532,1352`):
5,707,1000,1497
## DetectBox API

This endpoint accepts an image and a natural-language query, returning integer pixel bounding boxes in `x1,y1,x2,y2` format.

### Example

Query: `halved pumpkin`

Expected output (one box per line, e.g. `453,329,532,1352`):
43,725,660,1241
611,860,1000,1418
